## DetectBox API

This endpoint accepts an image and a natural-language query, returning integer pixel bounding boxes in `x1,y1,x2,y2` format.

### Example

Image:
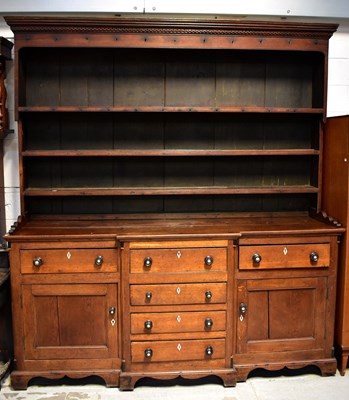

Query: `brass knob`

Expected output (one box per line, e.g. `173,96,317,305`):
145,291,152,300
310,252,319,262
205,346,214,356
240,302,247,315
109,306,116,315
252,253,262,264
95,255,103,267
204,255,214,267
144,320,153,330
33,257,43,268
205,318,213,329
144,348,153,358
205,290,212,300
144,257,152,268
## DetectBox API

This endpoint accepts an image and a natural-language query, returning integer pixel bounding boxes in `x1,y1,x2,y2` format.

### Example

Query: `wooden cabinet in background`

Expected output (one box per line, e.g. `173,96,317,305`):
3,17,345,390
323,115,349,375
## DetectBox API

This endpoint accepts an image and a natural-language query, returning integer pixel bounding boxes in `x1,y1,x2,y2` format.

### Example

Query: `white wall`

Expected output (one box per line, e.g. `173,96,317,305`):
328,24,349,116
1,10,349,231
0,0,348,18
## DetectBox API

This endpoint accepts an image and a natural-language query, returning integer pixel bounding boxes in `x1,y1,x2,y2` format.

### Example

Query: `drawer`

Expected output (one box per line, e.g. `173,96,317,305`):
131,338,225,363
131,310,226,334
20,249,118,274
130,283,226,305
130,247,227,273
239,243,330,270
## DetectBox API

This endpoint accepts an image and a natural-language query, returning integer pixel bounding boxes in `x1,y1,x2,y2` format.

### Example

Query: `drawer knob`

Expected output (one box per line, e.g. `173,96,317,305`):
205,346,214,356
252,253,262,264
240,302,247,315
205,318,213,329
33,257,43,268
205,290,212,300
204,255,214,267
310,252,319,262
145,291,152,300
109,306,116,315
144,348,153,358
144,320,153,330
144,257,153,268
95,255,103,267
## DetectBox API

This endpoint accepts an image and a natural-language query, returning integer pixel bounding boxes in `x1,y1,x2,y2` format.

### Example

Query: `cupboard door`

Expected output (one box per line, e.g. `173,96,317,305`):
22,283,118,360
236,277,327,354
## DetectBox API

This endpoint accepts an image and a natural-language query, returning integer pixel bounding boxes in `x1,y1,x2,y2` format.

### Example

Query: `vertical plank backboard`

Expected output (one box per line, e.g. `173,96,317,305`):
265,60,312,108
60,50,89,106
114,49,165,107
216,54,265,107
24,49,60,106
114,114,164,149
165,50,215,107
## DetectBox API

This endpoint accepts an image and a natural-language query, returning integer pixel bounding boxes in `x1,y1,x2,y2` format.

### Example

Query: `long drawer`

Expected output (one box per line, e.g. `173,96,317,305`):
130,283,226,305
131,338,225,362
130,247,227,273
131,310,226,334
239,243,330,270
20,249,118,274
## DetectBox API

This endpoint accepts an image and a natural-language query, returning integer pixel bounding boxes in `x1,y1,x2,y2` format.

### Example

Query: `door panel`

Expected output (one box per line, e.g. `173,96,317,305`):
22,283,118,360
237,277,326,354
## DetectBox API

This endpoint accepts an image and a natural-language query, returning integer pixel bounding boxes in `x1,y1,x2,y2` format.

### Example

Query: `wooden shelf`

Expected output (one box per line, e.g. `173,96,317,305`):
22,149,320,157
24,186,319,197
18,106,325,114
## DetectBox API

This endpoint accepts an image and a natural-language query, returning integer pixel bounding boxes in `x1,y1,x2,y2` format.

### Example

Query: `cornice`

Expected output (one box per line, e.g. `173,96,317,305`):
4,17,338,39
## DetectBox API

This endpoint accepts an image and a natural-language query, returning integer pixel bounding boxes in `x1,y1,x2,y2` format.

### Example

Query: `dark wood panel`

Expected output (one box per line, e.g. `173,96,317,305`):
58,295,107,346
60,114,114,150
114,114,164,149
33,296,60,347
269,289,315,339
216,56,265,107
23,50,60,106
265,62,313,108
21,48,323,109
165,114,214,150
165,51,215,107
26,156,315,190
247,291,269,341
22,113,319,153
60,50,89,106
114,49,165,107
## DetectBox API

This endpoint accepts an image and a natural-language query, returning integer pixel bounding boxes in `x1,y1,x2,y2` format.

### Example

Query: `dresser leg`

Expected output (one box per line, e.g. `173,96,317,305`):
10,372,31,390
338,354,349,376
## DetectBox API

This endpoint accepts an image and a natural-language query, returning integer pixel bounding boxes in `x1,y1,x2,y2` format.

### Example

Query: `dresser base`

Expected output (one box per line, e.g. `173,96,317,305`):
10,369,120,390
119,368,237,391
235,358,338,382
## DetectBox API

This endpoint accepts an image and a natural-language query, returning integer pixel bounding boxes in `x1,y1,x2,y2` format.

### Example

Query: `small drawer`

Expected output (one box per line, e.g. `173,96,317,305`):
130,247,227,273
131,338,225,363
130,283,226,306
20,249,118,274
131,310,226,334
239,243,330,270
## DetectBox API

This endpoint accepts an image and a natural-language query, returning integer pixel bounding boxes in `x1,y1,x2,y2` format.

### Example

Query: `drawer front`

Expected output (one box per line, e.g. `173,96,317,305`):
131,339,225,362
239,243,330,270
131,310,226,334
130,283,226,305
21,249,118,274
130,247,227,273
